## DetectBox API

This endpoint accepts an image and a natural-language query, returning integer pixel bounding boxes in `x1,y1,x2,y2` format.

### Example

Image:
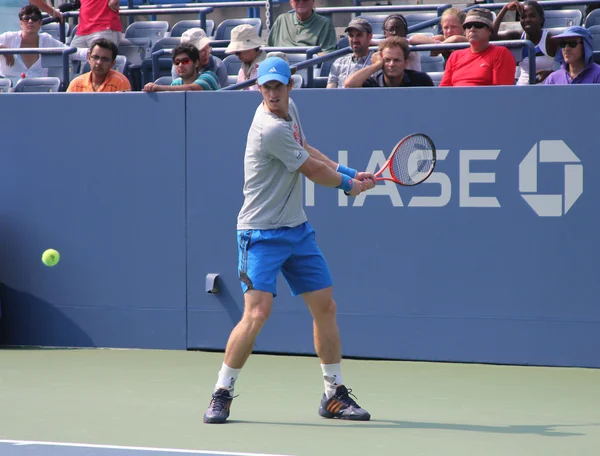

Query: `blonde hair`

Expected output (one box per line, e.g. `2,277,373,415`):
441,7,466,25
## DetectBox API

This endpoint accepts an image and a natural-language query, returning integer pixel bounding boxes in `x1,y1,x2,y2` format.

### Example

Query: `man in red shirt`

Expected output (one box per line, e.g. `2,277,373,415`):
70,0,122,48
440,8,515,86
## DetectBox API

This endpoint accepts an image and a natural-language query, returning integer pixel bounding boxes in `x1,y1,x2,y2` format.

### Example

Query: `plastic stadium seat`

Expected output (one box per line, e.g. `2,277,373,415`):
0,78,11,92
428,71,444,86
543,10,583,28
313,58,335,88
154,76,173,85
584,8,600,28
214,18,262,41
170,20,215,38
588,25,600,63
125,21,170,59
405,12,438,34
14,77,60,92
419,53,444,73
223,54,242,77
41,22,70,42
140,37,180,86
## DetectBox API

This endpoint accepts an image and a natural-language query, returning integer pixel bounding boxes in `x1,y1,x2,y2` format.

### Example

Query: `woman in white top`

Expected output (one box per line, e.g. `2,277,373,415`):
492,0,559,85
0,5,79,86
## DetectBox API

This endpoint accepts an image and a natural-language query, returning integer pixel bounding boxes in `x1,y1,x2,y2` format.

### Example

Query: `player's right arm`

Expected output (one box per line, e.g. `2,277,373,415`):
298,156,368,196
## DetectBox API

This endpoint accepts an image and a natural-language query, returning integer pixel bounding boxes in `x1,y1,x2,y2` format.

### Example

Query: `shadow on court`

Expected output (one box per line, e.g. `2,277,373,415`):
232,419,594,437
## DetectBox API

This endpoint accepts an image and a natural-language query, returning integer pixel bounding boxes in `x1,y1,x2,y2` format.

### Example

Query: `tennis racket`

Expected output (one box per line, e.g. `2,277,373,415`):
374,134,436,186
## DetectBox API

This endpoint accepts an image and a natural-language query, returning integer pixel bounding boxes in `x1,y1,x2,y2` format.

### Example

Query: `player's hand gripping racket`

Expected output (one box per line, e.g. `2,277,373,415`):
374,134,437,186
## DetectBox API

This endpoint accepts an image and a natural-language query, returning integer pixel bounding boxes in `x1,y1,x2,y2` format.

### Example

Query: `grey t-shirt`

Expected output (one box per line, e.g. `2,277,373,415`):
237,98,310,230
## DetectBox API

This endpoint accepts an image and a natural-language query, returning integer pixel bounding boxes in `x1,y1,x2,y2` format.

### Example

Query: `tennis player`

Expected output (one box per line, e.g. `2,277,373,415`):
203,57,375,424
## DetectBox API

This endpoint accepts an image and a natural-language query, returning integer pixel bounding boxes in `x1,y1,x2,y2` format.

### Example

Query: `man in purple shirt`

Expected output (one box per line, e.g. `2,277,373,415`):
545,26,600,85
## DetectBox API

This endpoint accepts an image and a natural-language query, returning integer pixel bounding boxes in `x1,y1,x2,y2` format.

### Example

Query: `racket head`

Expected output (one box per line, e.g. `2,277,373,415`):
387,133,436,186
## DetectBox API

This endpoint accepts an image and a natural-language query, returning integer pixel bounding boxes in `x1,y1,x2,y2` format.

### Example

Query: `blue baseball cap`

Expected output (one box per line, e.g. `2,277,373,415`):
257,57,291,85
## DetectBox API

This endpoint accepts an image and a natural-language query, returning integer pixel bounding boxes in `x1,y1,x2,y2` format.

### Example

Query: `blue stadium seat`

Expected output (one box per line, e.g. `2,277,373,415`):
141,37,181,86
0,77,11,92
584,8,600,28
124,21,170,60
170,20,215,38
419,53,444,73
41,22,70,42
588,25,600,63
154,76,173,85
543,10,583,28
405,12,438,34
427,71,444,86
214,18,262,41
285,53,309,87
223,54,242,86
313,58,335,88
14,77,60,92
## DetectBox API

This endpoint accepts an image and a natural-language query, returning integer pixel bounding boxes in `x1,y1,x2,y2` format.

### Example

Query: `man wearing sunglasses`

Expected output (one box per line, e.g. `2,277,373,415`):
440,8,516,86
143,43,219,92
545,26,600,85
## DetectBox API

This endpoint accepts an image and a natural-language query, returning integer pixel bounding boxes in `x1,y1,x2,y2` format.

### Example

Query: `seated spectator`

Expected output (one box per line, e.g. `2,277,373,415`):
67,38,130,92
170,28,228,89
0,1,61,34
70,0,122,48
224,24,266,90
545,26,600,85
408,7,468,62
327,18,374,88
344,36,434,88
144,43,220,92
440,8,516,86
267,0,337,54
492,1,558,85
0,5,85,86
372,14,421,71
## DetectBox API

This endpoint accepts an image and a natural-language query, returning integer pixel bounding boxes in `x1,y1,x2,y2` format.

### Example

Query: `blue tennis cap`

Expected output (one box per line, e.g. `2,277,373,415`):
257,57,291,85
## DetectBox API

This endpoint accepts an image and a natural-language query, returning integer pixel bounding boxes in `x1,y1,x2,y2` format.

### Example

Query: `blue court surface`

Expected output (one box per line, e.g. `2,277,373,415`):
0,441,293,456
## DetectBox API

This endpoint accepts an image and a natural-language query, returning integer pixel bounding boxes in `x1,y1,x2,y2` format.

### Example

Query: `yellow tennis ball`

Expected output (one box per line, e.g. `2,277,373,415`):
42,249,60,267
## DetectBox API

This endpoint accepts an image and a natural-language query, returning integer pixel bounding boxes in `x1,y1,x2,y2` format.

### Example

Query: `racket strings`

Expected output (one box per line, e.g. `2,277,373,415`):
391,135,435,186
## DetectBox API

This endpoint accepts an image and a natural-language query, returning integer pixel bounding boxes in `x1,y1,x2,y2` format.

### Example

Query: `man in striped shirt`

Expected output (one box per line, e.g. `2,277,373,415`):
143,43,220,92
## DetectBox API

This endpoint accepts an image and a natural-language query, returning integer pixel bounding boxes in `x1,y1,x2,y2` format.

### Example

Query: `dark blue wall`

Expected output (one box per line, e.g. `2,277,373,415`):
1,87,598,367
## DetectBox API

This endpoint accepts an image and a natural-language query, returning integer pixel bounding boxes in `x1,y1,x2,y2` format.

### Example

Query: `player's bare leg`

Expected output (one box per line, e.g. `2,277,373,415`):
304,287,371,421
203,289,273,424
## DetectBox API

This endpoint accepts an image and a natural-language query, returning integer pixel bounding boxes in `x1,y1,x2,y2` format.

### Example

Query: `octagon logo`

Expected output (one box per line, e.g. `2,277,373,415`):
519,140,583,217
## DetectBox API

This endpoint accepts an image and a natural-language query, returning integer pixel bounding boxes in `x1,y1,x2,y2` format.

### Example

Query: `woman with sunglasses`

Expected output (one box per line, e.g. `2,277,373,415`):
440,8,516,86
545,26,600,84
492,1,558,85
0,5,83,86
143,43,220,92
0,1,61,35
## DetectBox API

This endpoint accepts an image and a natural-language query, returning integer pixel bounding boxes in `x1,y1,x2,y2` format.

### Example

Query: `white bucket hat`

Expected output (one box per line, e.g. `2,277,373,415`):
181,27,211,51
225,24,264,54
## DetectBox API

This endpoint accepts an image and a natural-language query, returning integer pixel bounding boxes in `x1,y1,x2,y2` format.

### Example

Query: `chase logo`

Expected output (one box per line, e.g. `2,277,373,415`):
519,140,583,217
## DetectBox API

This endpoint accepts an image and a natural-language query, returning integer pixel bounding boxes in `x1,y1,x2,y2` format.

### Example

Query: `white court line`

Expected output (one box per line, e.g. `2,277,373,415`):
0,440,294,456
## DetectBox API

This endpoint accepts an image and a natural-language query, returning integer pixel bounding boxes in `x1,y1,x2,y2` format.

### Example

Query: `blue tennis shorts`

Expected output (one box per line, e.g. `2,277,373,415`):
237,222,333,297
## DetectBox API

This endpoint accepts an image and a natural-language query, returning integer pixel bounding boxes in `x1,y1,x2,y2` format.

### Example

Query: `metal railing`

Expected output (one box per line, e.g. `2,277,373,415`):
0,47,77,90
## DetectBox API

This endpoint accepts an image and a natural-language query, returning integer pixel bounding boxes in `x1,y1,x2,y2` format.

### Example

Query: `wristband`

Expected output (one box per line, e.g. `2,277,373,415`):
336,173,353,193
336,164,357,179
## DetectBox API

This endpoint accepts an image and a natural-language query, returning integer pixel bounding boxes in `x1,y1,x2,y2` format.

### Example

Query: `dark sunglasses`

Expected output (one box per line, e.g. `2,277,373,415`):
464,22,487,29
173,57,192,66
559,40,582,48
21,15,42,22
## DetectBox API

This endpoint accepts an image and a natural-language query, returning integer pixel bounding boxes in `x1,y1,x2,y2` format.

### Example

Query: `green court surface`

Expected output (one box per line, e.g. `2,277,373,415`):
0,349,598,456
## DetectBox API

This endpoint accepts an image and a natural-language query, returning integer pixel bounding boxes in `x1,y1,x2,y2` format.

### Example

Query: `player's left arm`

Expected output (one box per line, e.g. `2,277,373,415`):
304,143,375,182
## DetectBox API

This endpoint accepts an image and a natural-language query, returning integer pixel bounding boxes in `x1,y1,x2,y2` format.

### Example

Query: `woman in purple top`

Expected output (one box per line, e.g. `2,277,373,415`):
545,26,600,85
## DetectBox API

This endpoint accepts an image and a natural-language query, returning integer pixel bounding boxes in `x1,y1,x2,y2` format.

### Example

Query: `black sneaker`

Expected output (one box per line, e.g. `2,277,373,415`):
203,389,233,424
318,385,371,421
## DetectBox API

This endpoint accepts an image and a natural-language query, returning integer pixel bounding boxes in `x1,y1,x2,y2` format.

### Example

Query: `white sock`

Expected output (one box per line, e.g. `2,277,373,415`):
321,363,343,399
215,362,241,393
